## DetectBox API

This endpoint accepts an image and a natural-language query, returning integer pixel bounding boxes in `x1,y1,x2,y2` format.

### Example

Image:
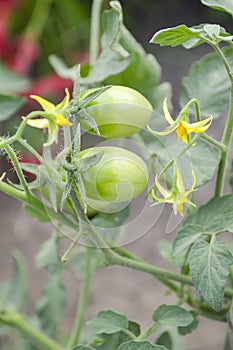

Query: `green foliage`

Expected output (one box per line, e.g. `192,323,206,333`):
181,48,233,118
73,347,96,350
0,252,27,312
35,234,66,337
178,312,199,335
201,0,233,15
87,310,128,335
118,341,169,350
188,240,233,310
87,318,140,350
0,63,30,94
180,194,233,235
150,23,232,48
2,0,233,349
153,305,193,327
146,135,220,188
0,94,25,121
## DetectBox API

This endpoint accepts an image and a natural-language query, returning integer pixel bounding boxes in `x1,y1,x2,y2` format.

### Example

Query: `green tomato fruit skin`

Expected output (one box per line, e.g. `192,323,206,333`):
79,146,148,203
80,85,153,138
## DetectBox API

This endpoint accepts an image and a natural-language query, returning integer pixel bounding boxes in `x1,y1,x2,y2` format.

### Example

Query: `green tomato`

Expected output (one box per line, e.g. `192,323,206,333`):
79,146,149,204
80,85,153,138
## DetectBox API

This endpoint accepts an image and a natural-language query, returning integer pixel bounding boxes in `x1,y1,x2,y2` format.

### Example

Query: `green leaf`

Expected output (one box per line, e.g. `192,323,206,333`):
188,240,233,310
23,204,51,222
95,320,140,350
146,134,220,188
0,94,25,121
49,55,77,80
79,151,104,171
181,194,233,235
118,340,169,350
35,234,61,273
105,26,168,108
150,25,202,47
178,311,199,335
180,47,233,118
0,252,27,312
231,160,233,191
172,225,203,256
0,62,30,94
153,305,193,327
87,310,128,335
85,2,130,84
156,326,184,350
36,273,66,337
73,347,95,350
201,0,233,15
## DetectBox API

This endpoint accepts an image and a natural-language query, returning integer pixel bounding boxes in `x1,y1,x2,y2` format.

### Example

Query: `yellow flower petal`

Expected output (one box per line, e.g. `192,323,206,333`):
177,203,184,216
147,124,175,136
182,117,212,134
176,123,189,144
26,118,49,129
154,174,171,198
30,95,55,112
55,114,72,126
176,168,185,194
185,170,197,196
163,97,174,125
151,189,173,204
56,88,70,110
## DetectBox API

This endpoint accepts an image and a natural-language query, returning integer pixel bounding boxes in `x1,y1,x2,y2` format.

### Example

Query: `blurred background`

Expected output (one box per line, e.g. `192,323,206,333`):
0,1,232,349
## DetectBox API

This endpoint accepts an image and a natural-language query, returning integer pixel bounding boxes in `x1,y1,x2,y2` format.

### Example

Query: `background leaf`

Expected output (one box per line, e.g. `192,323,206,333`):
188,240,233,310
180,47,233,118
95,321,140,350
181,194,233,235
172,224,204,256
201,0,233,15
150,25,202,47
118,340,169,350
0,62,30,94
35,233,66,337
146,134,220,188
0,94,25,121
0,252,27,312
73,347,95,350
87,310,128,335
153,305,193,327
105,26,170,108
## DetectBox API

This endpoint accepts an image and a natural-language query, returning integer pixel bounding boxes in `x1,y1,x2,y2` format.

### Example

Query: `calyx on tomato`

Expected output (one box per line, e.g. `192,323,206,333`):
80,85,153,138
79,146,149,205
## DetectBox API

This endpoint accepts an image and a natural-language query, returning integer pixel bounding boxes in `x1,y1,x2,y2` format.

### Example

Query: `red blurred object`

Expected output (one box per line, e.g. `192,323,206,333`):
8,36,40,74
24,73,73,102
18,153,40,181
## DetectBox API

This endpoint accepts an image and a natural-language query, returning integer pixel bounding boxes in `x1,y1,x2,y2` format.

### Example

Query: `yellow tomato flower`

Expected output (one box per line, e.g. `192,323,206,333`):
152,168,196,216
148,98,212,144
25,88,72,146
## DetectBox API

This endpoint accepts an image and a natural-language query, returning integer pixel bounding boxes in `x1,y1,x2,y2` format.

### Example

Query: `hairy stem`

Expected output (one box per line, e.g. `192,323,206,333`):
0,310,65,350
215,83,233,196
67,246,92,348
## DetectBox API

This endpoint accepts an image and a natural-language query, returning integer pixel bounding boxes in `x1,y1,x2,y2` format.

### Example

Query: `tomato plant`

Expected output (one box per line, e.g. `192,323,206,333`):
1,1,233,350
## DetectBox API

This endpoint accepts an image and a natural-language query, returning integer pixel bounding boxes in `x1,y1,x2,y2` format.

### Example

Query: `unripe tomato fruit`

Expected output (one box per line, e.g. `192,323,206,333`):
79,146,148,203
80,85,153,138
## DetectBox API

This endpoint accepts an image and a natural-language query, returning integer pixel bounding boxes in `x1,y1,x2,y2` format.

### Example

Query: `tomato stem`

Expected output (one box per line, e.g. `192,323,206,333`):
66,246,93,348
